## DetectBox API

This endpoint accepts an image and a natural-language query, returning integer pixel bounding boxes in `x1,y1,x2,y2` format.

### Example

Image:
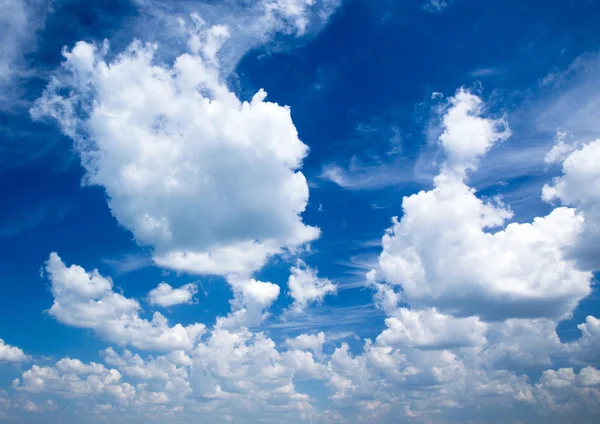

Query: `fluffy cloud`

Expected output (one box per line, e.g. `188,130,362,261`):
543,139,600,269
568,316,600,365
367,89,592,321
375,308,488,349
287,262,337,312
0,339,29,363
534,366,600,414
148,282,198,308
483,318,564,370
44,253,205,352
32,26,319,279
285,332,326,358
15,358,129,399
220,276,281,328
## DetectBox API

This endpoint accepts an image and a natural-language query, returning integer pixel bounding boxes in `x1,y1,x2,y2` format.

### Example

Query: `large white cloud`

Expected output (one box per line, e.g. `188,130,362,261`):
367,88,593,321
44,253,205,352
32,25,319,279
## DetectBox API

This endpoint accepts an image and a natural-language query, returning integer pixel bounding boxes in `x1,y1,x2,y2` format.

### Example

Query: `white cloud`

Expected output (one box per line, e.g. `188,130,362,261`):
0,339,29,362
148,282,198,308
102,348,190,399
285,332,326,358
287,262,336,312
44,252,205,352
543,139,600,269
367,89,593,321
221,276,281,328
439,88,511,175
375,308,488,349
483,318,563,370
32,27,319,279
568,316,600,365
16,358,129,399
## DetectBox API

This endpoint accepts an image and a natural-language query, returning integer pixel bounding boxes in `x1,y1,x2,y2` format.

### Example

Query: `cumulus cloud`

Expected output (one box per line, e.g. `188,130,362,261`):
15,358,130,399
44,253,205,352
543,139,600,269
32,32,319,279
375,308,488,349
148,282,198,308
367,88,592,321
220,276,281,328
287,261,337,312
568,316,600,365
285,332,326,358
0,339,29,362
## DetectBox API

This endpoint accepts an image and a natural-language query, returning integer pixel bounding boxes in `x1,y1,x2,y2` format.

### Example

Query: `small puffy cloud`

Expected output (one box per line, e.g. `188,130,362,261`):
0,339,30,362
44,252,205,352
367,89,592,321
148,282,198,308
439,88,511,175
287,262,336,312
375,308,488,349
220,277,281,328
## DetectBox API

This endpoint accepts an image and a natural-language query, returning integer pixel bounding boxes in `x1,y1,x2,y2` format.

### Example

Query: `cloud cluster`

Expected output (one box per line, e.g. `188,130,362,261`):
367,89,592,321
6,1,600,422
5,249,599,423
45,253,205,352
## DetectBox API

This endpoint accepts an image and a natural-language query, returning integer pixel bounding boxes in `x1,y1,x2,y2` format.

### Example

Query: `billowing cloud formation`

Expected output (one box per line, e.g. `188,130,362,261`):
148,282,198,308
376,308,487,349
45,253,205,352
0,339,29,363
543,139,600,270
368,89,592,321
2,252,597,422
32,23,319,278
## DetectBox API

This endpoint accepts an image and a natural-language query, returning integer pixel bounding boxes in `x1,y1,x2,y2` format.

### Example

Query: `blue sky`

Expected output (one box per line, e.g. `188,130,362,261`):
1,0,600,422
